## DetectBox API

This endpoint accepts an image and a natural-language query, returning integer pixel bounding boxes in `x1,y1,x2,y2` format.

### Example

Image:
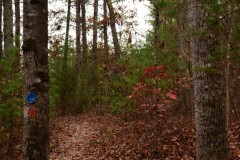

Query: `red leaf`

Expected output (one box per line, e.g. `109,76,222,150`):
167,92,177,100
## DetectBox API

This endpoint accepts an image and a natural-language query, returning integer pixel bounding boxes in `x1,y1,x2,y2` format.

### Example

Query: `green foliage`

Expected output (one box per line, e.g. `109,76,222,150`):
49,42,97,113
49,44,79,111
0,48,23,130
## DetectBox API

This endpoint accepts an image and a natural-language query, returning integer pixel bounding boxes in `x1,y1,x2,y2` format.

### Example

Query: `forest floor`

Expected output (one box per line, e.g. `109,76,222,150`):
0,109,240,160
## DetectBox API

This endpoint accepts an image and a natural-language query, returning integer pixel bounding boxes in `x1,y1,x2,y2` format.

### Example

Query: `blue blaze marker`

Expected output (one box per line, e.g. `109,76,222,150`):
26,91,37,104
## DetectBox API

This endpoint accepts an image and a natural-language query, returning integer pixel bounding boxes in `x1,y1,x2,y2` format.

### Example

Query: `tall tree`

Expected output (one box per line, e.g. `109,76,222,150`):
103,0,109,59
81,0,87,60
3,0,13,58
153,0,160,64
177,0,185,59
92,0,98,91
14,0,20,68
22,0,49,159
75,0,81,110
76,0,81,76
106,0,121,59
0,0,3,59
188,0,228,159
60,0,71,114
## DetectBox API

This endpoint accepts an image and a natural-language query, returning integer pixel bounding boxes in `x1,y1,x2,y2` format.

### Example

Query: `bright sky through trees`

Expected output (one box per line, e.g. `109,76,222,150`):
48,0,151,44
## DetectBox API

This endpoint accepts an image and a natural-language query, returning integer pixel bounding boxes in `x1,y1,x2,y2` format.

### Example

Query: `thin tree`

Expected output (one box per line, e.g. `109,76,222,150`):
76,0,82,111
3,0,13,58
81,0,87,60
103,0,109,59
60,0,71,114
92,0,98,91
153,0,160,65
188,0,228,159
4,0,14,157
76,0,81,77
22,0,49,159
14,0,20,68
106,0,121,59
177,0,185,60
0,0,2,59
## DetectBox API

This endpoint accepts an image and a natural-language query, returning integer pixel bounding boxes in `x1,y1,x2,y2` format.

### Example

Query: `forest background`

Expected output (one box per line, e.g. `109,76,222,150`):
0,0,239,159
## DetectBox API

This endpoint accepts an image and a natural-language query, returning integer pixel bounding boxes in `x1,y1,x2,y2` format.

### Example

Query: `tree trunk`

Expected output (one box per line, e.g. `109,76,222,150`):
76,0,81,77
230,2,240,121
22,0,49,159
75,0,82,111
153,1,160,65
14,0,20,68
106,0,121,59
103,0,109,59
81,0,87,60
92,0,98,91
0,0,3,59
3,0,13,58
177,0,185,59
60,0,71,114
188,1,228,160
223,0,232,128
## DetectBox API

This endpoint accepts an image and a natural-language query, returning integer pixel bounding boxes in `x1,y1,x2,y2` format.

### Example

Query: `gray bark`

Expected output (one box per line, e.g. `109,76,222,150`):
188,0,228,159
106,0,121,59
22,0,49,159
14,0,20,68
81,0,87,60
0,0,2,59
103,0,109,59
3,0,13,58
177,0,185,59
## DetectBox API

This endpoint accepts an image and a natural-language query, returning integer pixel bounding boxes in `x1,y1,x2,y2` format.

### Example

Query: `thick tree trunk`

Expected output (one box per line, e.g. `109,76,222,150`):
103,0,109,59
230,3,240,121
22,0,49,159
0,0,3,59
81,0,87,60
3,0,13,58
188,1,228,160
14,0,20,68
223,0,232,127
60,0,71,114
92,0,98,91
106,0,121,59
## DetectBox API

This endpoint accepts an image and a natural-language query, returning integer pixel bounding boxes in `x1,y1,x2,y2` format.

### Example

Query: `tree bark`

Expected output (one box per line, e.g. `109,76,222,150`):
177,0,185,59
81,0,87,60
14,0,20,68
92,0,98,91
153,1,160,65
188,1,228,159
22,0,49,159
103,0,109,59
75,0,82,111
0,0,3,59
3,0,13,58
106,0,121,59
60,0,71,114
76,0,81,76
